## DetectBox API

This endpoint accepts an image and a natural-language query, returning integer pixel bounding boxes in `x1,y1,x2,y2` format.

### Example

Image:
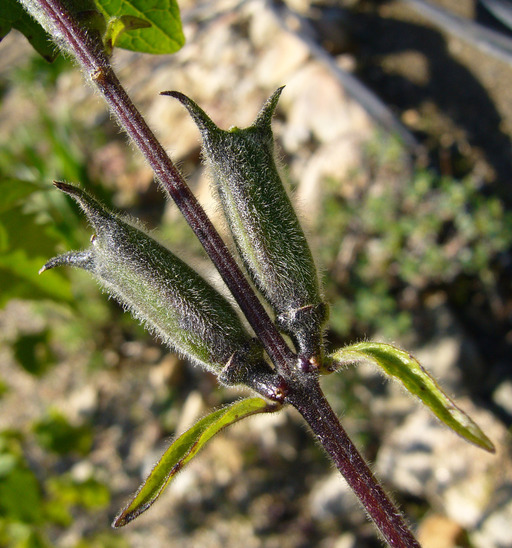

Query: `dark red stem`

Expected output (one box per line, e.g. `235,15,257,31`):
287,376,421,548
24,1,422,545
32,0,295,375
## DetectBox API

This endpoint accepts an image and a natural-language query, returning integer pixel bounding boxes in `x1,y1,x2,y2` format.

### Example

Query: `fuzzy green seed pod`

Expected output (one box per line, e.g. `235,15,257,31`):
40,182,272,383
164,89,328,366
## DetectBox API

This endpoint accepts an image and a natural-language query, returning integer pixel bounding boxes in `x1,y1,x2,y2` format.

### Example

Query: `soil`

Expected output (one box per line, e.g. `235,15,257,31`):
328,0,512,194
1,1,511,547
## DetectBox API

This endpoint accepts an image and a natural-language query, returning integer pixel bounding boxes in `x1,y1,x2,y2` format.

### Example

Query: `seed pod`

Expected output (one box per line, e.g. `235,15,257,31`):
164,89,328,366
40,182,272,382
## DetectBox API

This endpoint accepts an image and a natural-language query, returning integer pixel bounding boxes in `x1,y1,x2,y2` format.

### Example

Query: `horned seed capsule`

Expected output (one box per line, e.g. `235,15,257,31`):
165,89,328,363
40,182,270,379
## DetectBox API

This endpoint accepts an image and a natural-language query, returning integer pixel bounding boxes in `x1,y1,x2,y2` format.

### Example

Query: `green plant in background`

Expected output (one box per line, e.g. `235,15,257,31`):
38,104,493,535
320,138,512,339
1,1,500,547
0,38,139,369
0,63,108,310
32,409,93,456
0,429,113,548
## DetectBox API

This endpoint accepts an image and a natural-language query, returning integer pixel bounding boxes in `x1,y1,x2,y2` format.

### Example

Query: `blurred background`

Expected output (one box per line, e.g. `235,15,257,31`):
0,0,511,546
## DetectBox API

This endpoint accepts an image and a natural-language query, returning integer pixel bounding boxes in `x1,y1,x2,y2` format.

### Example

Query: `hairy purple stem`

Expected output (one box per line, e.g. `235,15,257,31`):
31,0,295,375
287,376,421,548
23,1,422,544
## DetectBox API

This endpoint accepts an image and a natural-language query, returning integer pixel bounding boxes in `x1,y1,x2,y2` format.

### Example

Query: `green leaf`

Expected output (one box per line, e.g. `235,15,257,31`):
0,467,43,523
0,205,72,307
74,533,130,548
326,342,495,453
113,397,281,527
13,329,56,376
0,247,72,305
0,180,44,214
32,410,93,455
1,0,56,62
94,0,184,54
32,410,92,455
103,15,151,55
46,474,110,510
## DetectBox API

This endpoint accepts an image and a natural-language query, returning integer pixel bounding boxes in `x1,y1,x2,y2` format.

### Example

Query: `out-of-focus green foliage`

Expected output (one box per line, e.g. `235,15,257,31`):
0,55,133,545
0,48,153,365
13,328,56,376
0,430,112,547
0,61,106,309
32,409,93,455
11,53,72,89
0,435,43,525
74,533,130,548
46,474,110,512
0,378,8,399
0,179,74,306
319,137,512,338
1,0,56,61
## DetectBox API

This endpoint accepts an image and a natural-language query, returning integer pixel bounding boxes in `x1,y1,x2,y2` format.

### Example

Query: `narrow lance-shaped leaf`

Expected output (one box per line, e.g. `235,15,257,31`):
164,89,328,367
113,397,282,527
326,342,495,453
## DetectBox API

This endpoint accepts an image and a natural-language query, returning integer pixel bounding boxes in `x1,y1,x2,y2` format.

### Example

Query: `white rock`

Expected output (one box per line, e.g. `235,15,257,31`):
472,495,512,548
309,471,362,523
281,62,372,151
333,533,357,548
253,28,310,88
295,138,364,225
376,401,511,541
493,380,512,416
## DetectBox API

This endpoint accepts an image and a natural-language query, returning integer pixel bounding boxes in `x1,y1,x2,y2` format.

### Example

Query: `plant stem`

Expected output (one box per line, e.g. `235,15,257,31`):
286,375,421,548
23,1,422,544
28,0,295,376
